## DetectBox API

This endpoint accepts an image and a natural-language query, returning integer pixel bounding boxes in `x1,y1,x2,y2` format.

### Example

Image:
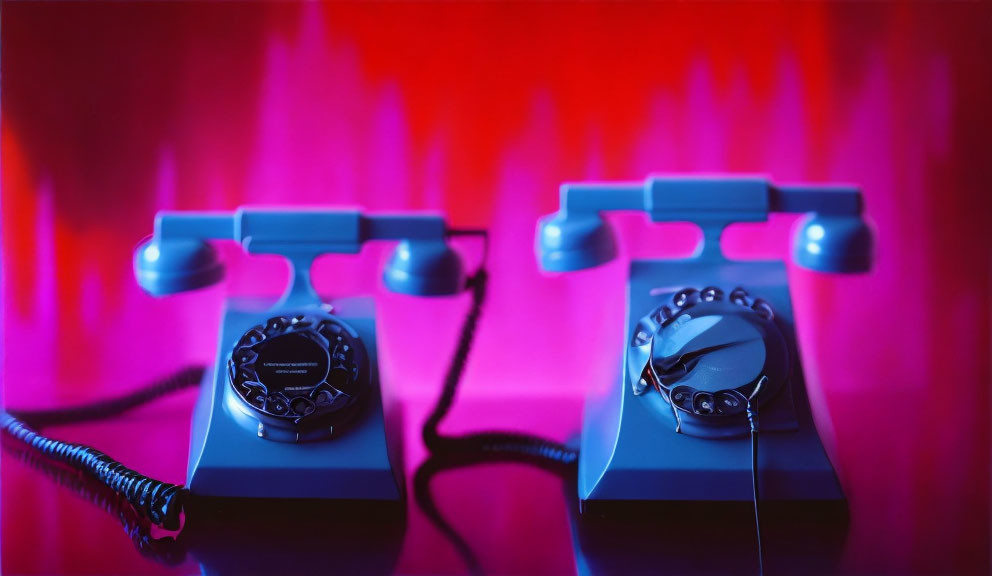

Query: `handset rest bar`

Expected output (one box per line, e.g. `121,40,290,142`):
558,177,863,223
139,207,467,303
154,209,449,255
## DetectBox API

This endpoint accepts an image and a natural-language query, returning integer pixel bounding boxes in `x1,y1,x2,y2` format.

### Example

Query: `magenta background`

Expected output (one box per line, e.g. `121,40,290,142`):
2,3,990,574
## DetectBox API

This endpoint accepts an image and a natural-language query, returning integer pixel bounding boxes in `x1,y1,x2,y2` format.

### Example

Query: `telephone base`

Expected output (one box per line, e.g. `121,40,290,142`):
578,259,843,510
186,297,403,501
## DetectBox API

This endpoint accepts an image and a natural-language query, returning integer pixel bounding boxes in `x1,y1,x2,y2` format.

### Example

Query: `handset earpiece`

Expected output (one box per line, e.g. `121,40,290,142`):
536,211,617,272
383,239,465,296
792,213,873,274
133,237,224,296
771,182,874,274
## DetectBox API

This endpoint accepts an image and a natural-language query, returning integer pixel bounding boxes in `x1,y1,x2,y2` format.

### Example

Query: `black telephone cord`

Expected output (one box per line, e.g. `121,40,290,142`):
1,366,204,530
421,267,578,470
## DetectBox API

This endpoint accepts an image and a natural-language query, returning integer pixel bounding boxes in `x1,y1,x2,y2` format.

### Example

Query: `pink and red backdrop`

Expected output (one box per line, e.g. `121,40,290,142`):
2,3,989,575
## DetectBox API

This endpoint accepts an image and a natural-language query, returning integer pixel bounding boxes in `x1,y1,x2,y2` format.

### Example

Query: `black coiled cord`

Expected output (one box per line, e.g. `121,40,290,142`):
420,268,487,450
1,366,205,531
9,366,204,428
421,267,578,470
1,441,187,564
415,255,579,575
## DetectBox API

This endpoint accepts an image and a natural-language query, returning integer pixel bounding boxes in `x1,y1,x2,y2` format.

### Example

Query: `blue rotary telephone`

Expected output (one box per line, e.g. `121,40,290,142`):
132,208,477,502
535,176,873,513
0,207,480,572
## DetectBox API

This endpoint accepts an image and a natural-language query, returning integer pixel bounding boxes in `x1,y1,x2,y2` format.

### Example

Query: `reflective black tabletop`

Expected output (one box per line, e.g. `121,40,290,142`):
2,390,988,575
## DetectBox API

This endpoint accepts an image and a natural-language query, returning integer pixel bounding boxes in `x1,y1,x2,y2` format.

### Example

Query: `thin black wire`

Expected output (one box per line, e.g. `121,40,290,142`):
8,366,204,428
1,366,205,530
750,428,764,576
747,377,766,576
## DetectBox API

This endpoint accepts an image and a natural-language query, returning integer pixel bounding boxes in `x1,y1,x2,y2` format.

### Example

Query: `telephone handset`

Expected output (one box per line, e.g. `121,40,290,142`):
535,176,873,512
133,208,479,499
537,176,872,272
134,209,468,302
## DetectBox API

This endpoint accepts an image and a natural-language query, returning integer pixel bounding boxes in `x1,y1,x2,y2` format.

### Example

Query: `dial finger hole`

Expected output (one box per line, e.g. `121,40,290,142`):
264,316,290,335
632,328,651,346
673,288,699,308
318,321,342,339
670,386,694,408
693,392,716,415
289,315,313,328
290,397,315,417
714,391,747,414
730,287,749,306
233,347,257,365
265,394,290,415
751,298,774,320
653,305,674,323
700,286,723,302
238,327,266,347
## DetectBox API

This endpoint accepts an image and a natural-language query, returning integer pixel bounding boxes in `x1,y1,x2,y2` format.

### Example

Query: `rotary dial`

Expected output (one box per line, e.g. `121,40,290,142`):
628,286,789,421
229,313,370,438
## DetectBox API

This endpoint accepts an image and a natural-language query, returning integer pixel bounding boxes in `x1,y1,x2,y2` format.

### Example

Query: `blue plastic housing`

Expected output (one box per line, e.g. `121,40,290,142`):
578,259,841,507
187,297,402,500
534,175,873,514
133,207,470,503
